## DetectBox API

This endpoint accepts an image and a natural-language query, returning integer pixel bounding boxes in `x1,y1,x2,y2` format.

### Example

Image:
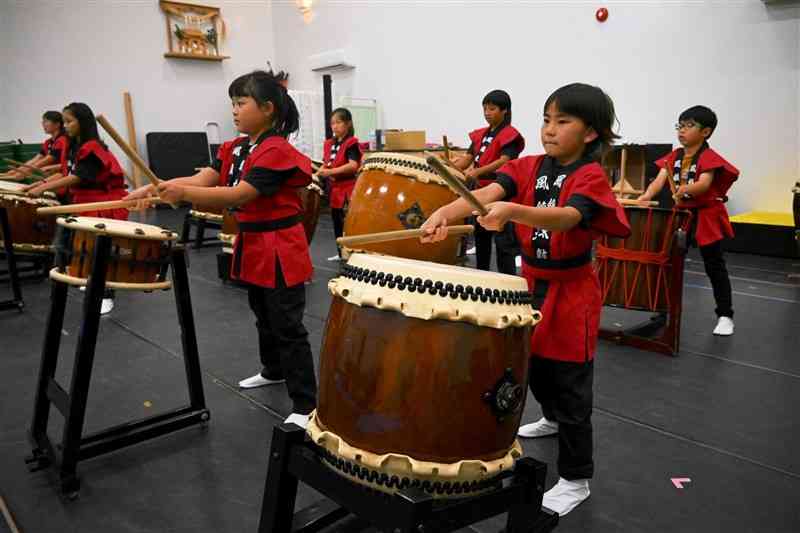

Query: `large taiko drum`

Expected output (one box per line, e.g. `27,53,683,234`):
308,253,542,498
0,193,60,253
51,217,177,290
596,206,691,312
342,153,467,264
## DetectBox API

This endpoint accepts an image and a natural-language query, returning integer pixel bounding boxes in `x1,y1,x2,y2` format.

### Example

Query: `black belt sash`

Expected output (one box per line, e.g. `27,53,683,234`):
232,214,302,278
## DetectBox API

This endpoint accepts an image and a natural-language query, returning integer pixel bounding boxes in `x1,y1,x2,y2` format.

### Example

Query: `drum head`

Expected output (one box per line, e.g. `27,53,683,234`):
56,216,177,241
359,152,466,186
0,193,59,206
330,253,540,329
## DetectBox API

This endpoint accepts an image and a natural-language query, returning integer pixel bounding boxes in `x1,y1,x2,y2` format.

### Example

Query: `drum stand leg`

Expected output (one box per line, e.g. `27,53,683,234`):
180,212,221,249
257,424,558,533
0,207,23,311
26,236,210,499
600,247,687,356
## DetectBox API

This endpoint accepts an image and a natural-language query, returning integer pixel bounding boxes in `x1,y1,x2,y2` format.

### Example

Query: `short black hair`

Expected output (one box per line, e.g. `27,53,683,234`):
679,105,717,137
42,111,63,125
482,89,512,123
228,70,300,138
544,83,620,159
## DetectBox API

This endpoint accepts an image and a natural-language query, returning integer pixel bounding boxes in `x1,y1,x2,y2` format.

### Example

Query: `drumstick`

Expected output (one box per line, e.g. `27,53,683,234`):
337,225,474,247
36,196,164,215
96,115,160,188
425,154,488,216
3,158,47,178
618,198,659,207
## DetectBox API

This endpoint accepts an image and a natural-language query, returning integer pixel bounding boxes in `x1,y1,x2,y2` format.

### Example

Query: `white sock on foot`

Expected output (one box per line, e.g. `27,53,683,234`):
238,374,285,389
542,477,590,516
713,316,734,336
517,417,559,438
284,412,310,429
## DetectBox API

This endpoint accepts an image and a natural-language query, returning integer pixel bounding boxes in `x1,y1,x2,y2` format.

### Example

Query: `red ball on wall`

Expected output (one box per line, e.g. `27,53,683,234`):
596,7,609,22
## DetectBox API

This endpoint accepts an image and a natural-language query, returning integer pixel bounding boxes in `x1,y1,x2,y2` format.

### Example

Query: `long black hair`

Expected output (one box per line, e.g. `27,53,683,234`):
42,111,65,135
544,83,620,159
63,102,105,147
330,107,355,137
228,70,300,138
482,89,512,126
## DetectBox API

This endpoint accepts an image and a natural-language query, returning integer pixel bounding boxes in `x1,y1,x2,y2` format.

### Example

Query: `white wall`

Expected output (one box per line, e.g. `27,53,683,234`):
1,0,277,178
273,0,800,215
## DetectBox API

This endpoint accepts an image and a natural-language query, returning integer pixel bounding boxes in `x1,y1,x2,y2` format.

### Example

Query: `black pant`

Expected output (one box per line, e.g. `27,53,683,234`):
247,264,317,415
529,357,594,481
331,208,346,256
474,221,518,275
699,241,733,318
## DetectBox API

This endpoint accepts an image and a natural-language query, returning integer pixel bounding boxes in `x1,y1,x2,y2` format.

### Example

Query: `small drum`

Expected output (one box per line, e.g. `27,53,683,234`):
596,206,691,312
0,193,60,253
218,180,324,249
308,253,541,498
342,153,467,264
301,176,323,244
51,217,177,290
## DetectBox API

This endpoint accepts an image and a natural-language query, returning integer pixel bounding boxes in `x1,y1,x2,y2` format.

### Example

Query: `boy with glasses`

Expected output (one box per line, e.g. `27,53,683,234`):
639,105,739,336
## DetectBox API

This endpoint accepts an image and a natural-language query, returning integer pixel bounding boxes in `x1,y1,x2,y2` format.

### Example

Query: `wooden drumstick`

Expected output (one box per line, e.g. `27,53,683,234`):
337,225,474,247
3,158,47,178
36,196,164,215
425,154,489,216
96,115,160,188
618,198,659,207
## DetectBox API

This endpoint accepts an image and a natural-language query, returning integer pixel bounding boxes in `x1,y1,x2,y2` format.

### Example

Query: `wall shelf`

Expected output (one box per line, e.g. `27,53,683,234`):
164,52,229,61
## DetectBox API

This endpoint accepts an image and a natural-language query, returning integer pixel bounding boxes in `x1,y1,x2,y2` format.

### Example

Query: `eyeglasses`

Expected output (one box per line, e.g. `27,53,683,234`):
675,121,702,131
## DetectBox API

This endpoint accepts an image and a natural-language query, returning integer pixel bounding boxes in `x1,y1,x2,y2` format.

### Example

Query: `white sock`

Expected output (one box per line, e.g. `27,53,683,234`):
542,477,590,516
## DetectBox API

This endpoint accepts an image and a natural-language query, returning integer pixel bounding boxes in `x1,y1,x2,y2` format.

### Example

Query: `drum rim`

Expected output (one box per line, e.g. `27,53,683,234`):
49,268,173,291
307,411,521,498
56,216,178,241
0,192,60,205
359,151,467,184
347,252,528,286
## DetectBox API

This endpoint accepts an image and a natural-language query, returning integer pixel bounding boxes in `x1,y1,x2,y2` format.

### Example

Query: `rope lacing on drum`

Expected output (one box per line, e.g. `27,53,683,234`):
339,264,533,306
315,445,502,497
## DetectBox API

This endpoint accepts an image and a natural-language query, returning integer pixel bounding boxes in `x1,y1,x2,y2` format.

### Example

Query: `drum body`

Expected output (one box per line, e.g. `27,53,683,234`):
300,179,322,244
52,217,177,290
342,153,466,264
596,207,690,312
0,193,59,251
309,253,541,497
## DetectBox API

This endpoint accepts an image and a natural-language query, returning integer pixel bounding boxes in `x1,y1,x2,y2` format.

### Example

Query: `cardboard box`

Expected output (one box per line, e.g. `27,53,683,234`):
383,130,426,151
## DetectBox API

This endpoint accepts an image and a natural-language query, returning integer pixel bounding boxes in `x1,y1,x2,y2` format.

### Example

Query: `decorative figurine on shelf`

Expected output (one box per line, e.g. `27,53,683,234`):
160,1,229,61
